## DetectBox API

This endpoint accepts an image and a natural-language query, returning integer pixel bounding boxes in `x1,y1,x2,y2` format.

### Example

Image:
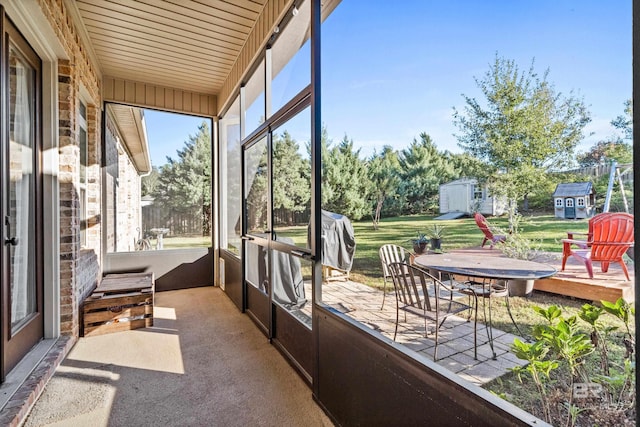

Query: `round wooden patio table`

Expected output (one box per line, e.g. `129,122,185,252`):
414,252,557,359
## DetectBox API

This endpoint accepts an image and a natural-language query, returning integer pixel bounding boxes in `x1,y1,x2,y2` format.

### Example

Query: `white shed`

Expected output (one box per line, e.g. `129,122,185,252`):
439,178,506,216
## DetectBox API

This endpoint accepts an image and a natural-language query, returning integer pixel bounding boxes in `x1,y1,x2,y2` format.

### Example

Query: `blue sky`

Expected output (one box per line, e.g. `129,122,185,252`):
145,0,632,166
144,110,209,167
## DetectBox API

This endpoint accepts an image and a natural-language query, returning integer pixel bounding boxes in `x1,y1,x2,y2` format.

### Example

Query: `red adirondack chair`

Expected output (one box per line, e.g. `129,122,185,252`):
561,212,634,280
474,212,506,249
565,212,615,249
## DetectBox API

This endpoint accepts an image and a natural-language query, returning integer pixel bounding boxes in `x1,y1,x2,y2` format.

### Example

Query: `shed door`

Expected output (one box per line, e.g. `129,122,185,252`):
565,198,576,219
448,184,469,212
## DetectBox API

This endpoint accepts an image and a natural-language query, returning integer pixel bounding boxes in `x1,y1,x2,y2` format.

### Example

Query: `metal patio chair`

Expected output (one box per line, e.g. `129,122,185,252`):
379,244,409,310
388,262,477,361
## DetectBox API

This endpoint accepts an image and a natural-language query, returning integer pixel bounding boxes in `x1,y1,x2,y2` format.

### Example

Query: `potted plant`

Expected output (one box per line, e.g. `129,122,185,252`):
427,224,446,251
409,232,429,254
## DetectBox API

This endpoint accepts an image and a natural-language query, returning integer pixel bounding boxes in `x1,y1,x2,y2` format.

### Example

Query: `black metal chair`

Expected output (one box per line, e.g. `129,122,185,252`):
457,277,524,360
388,262,477,361
378,244,409,310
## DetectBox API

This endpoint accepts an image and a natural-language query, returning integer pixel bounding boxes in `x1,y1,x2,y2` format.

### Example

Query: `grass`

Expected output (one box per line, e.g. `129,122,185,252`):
161,213,622,293
159,235,211,249
345,213,588,288
276,213,598,287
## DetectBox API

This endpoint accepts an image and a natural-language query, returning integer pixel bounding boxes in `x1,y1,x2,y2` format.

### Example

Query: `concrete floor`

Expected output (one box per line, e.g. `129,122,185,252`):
23,287,334,427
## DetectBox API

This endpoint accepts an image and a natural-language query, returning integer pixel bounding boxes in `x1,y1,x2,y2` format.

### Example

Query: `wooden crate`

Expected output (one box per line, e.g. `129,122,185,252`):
83,272,154,337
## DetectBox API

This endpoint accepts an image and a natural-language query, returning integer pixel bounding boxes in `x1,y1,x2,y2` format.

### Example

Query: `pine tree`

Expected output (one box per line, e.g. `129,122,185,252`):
153,121,212,235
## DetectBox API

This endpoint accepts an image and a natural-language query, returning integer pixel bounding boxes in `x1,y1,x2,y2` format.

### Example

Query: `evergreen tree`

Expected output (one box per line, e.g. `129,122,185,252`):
244,139,268,232
446,152,490,182
272,130,310,224
153,121,212,235
398,133,455,214
322,132,371,220
368,146,401,228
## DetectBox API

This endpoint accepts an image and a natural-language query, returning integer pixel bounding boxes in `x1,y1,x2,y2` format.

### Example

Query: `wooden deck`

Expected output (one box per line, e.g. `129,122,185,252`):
448,247,634,303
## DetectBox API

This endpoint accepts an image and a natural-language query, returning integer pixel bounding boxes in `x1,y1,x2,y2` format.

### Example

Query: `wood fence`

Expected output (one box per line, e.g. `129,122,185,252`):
273,207,311,226
567,163,633,186
142,205,205,236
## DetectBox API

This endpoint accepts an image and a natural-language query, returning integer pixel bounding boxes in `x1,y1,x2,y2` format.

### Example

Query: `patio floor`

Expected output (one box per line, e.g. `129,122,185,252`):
317,279,527,386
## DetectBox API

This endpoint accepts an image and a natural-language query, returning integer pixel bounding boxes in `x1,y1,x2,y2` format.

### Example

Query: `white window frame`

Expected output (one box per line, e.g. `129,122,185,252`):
473,185,483,200
78,97,88,248
555,198,563,207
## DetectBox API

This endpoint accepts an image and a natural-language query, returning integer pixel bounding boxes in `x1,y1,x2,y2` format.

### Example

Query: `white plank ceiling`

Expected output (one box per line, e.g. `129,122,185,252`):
74,0,267,95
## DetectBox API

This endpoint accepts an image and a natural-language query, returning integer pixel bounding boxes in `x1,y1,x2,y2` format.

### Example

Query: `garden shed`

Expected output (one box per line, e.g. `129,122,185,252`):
439,178,506,216
552,181,596,219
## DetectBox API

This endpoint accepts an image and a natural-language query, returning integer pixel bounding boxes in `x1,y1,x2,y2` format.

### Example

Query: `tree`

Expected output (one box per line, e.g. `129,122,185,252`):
141,166,160,196
322,132,371,220
578,99,633,167
244,142,268,232
398,132,455,214
153,121,212,235
453,55,591,211
577,140,633,167
611,99,633,141
446,152,491,182
368,146,401,229
272,130,310,224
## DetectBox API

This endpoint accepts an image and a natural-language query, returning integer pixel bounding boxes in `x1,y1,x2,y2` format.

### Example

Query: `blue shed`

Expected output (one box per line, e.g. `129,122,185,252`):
552,182,595,219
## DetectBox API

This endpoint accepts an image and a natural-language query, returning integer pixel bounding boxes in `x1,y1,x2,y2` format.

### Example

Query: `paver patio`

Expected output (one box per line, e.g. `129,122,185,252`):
300,278,527,386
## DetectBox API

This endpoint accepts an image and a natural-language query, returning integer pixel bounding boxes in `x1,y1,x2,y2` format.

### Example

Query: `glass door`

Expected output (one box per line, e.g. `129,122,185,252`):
242,105,313,378
243,134,271,331
1,19,43,379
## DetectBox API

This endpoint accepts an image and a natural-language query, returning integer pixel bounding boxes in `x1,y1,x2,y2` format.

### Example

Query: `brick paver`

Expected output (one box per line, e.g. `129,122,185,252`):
317,279,527,385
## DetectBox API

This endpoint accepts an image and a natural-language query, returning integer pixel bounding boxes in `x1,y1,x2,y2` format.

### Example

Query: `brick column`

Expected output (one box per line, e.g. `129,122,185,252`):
58,59,80,336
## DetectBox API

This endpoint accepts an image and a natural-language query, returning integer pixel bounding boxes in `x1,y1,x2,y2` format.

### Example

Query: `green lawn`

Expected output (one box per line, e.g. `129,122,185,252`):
275,213,594,287
160,235,211,249
347,213,587,288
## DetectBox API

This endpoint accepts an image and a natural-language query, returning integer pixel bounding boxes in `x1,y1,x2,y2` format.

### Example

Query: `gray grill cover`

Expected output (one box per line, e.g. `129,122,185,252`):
272,236,306,308
245,235,306,309
310,210,356,273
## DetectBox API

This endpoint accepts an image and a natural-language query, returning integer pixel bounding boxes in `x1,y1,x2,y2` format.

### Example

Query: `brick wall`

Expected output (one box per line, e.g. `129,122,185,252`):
39,0,102,337
105,116,142,253
116,144,141,252
105,119,118,253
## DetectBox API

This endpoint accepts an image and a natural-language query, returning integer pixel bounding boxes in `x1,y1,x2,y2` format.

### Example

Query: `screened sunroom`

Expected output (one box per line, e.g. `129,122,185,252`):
0,1,635,426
